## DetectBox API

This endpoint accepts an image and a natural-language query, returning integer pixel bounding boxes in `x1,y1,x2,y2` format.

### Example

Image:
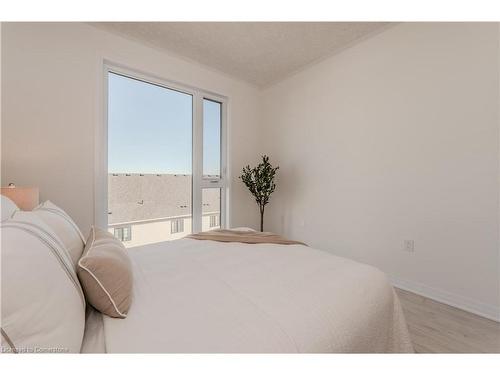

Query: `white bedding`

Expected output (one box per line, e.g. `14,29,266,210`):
81,307,106,353
88,238,413,353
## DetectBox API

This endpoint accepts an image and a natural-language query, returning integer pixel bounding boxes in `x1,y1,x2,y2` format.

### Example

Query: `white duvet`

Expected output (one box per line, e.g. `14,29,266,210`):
88,238,413,353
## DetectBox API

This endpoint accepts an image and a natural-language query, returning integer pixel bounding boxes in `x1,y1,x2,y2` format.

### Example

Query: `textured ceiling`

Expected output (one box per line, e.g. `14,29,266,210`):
91,22,392,87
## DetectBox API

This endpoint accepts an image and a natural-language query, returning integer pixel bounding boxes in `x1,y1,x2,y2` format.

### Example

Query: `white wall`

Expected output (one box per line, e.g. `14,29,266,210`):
261,23,500,320
1,23,262,234
0,23,2,186
2,22,499,320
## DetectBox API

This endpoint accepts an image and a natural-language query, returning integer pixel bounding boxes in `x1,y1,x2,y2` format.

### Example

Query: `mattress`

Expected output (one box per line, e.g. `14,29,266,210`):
82,237,413,353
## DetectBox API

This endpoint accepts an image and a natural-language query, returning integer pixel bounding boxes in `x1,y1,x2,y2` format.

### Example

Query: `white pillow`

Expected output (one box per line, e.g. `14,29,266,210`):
11,211,74,267
1,213,86,353
33,201,85,267
1,195,18,221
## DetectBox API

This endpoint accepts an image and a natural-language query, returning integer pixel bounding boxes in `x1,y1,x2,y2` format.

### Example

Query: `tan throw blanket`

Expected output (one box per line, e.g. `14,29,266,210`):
186,229,306,246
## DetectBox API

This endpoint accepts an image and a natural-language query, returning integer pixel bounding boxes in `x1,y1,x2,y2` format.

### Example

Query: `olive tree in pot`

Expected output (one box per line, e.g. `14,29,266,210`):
239,155,279,232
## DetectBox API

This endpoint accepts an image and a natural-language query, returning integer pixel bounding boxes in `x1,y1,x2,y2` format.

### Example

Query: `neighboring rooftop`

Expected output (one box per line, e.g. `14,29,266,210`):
108,174,220,224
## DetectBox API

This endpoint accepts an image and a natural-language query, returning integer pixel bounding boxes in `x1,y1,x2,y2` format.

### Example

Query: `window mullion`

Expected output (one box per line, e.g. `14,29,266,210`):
192,92,203,233
200,180,223,188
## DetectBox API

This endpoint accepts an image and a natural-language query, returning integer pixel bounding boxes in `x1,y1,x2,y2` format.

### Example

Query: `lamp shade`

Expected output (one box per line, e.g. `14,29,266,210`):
1,185,39,211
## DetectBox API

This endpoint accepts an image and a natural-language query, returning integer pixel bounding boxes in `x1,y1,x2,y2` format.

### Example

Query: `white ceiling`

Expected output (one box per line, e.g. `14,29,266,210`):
91,22,392,87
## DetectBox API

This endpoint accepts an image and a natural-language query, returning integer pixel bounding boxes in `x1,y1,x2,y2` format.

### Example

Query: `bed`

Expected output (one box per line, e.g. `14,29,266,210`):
81,236,413,353
1,197,413,353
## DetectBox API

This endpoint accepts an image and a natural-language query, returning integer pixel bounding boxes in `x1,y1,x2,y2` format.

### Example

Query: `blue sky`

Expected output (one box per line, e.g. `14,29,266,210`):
108,72,220,175
203,99,221,176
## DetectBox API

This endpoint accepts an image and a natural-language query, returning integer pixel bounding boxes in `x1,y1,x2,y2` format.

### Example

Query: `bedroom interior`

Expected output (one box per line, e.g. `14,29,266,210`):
1,10,500,364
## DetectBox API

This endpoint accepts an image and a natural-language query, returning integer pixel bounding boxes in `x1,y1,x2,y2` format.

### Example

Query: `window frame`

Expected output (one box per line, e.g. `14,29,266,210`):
96,61,228,234
202,98,223,180
114,225,132,242
209,214,219,228
170,218,185,234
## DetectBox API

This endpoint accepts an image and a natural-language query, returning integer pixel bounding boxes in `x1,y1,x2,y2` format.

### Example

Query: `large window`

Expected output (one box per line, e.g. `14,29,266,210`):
105,68,226,247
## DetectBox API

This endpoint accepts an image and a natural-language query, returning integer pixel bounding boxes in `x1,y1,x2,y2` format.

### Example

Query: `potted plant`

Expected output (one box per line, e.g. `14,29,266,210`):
240,155,279,232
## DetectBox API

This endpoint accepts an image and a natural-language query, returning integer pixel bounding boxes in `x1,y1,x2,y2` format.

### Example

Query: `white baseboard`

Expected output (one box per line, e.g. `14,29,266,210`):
390,275,500,323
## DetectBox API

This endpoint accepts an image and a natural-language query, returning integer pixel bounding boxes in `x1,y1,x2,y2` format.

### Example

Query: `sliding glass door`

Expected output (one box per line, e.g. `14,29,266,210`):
106,69,226,247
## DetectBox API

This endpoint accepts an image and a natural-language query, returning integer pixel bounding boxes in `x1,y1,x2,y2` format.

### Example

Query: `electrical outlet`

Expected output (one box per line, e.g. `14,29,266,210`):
403,240,415,252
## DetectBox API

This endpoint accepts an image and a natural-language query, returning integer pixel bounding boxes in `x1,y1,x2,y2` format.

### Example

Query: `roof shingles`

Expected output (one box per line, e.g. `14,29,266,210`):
108,174,219,224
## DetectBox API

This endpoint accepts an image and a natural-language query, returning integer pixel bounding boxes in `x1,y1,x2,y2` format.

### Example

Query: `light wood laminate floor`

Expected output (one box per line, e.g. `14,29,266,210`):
396,288,500,353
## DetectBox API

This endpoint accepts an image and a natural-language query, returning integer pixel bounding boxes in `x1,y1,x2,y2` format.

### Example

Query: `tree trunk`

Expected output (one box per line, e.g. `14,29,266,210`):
260,206,264,232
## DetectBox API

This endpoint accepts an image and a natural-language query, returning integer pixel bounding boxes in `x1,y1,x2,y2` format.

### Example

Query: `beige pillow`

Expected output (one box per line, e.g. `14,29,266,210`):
77,226,132,318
